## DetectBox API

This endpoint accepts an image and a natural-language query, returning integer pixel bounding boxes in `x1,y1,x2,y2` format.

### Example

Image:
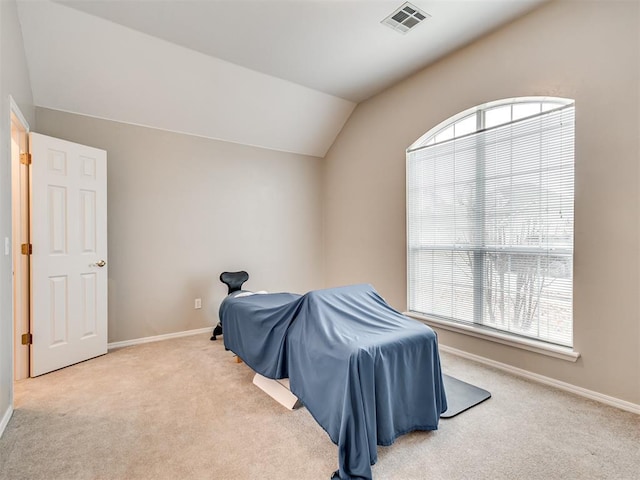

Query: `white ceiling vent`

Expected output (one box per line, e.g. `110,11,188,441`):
382,2,430,34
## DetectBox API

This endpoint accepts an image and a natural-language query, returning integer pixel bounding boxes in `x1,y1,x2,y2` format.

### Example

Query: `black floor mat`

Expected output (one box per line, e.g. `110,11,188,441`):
440,374,491,418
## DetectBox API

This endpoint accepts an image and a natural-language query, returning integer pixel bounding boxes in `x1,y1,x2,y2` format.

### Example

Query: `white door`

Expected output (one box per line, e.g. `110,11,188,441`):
29,133,108,376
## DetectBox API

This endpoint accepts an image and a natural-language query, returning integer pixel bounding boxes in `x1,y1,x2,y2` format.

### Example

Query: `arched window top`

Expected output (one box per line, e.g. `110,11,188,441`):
409,96,574,152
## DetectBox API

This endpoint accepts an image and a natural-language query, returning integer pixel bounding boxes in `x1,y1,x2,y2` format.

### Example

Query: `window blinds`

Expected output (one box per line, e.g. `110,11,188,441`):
407,105,575,346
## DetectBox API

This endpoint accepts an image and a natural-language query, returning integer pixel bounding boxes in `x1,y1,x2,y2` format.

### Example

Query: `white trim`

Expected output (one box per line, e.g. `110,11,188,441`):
0,406,14,438
407,312,580,362
439,344,640,415
107,327,213,350
9,95,30,131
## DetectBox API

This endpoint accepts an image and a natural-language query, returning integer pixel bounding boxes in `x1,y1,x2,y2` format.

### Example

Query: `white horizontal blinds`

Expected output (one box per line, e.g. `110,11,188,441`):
408,104,575,346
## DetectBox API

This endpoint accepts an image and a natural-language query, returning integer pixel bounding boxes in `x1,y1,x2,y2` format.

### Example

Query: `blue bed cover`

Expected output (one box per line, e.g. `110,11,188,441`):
220,284,447,480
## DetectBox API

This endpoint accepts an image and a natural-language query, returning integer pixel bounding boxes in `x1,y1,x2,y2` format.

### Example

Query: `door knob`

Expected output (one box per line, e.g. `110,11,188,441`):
90,260,107,268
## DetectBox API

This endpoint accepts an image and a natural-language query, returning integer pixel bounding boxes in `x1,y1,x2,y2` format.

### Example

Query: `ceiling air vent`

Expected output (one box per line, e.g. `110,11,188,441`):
381,2,430,34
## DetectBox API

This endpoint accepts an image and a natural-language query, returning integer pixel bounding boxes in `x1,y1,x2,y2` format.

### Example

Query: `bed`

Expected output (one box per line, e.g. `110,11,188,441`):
218,272,447,480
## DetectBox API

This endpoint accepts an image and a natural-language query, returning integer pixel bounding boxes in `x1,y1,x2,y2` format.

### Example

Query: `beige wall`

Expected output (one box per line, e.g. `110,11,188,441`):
36,108,325,343
323,0,640,404
0,0,35,428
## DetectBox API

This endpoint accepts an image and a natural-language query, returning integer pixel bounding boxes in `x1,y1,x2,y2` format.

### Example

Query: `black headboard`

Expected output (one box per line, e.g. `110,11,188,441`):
220,271,249,295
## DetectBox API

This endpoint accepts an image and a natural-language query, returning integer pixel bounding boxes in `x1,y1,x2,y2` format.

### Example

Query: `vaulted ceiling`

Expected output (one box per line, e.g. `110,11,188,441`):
17,0,547,157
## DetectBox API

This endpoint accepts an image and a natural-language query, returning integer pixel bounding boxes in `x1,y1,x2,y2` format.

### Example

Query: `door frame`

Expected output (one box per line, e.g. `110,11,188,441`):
10,96,30,381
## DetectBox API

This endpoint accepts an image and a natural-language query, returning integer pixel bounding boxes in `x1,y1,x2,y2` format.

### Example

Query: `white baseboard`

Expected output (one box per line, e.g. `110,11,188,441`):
0,405,14,438
439,344,640,415
108,326,213,350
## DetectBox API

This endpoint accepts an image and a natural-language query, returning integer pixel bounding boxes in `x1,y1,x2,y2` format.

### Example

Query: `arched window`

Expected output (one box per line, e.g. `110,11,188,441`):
406,97,575,347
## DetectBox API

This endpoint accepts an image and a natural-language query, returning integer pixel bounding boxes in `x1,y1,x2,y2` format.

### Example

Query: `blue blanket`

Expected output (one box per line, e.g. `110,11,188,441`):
220,284,447,480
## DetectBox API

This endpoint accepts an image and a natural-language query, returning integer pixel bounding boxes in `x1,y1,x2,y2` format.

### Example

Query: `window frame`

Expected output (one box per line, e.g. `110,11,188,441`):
406,97,578,359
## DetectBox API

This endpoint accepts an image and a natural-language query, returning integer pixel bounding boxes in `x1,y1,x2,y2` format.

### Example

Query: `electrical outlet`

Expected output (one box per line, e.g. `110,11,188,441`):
194,298,202,309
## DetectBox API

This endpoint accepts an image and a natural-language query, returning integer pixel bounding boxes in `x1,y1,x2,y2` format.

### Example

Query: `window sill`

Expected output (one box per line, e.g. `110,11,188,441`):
404,312,581,363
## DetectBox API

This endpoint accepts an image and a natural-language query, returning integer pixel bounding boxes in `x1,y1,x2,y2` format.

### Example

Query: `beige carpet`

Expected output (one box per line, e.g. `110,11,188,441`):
1,333,638,480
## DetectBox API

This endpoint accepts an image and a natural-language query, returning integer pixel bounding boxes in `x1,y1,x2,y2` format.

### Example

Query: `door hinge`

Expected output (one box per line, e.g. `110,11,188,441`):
20,152,32,165
21,243,32,255
21,333,32,345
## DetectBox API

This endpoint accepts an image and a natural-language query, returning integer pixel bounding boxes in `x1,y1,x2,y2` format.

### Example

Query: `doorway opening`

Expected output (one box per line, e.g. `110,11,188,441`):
10,97,30,381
